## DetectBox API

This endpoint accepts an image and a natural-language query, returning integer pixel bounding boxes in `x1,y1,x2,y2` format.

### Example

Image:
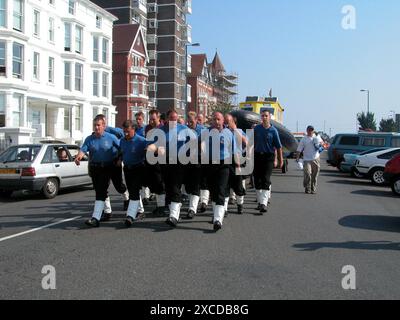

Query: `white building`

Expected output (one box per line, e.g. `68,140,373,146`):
0,0,118,147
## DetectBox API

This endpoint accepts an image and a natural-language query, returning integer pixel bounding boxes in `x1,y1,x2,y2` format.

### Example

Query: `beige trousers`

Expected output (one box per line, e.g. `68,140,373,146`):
303,158,321,192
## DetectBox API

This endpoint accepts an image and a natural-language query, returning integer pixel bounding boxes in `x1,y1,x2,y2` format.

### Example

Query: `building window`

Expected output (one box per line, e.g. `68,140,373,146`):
93,71,99,96
64,108,70,131
75,25,83,54
102,108,108,121
33,10,40,37
48,57,54,83
13,0,23,31
0,93,5,114
102,39,108,64
68,1,75,15
102,72,108,98
75,105,82,131
48,18,54,42
33,52,39,80
0,41,5,76
12,42,23,79
96,15,101,29
64,22,71,51
1,0,6,28
64,62,71,90
12,93,23,127
93,36,99,62
131,77,139,96
75,63,82,92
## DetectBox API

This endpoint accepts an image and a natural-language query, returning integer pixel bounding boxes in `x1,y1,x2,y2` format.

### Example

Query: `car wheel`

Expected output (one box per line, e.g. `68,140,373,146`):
42,178,59,199
370,168,386,186
391,177,400,196
351,168,364,179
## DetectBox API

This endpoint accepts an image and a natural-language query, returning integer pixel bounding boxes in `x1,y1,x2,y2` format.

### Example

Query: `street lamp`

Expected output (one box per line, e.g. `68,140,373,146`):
185,43,200,118
360,89,370,114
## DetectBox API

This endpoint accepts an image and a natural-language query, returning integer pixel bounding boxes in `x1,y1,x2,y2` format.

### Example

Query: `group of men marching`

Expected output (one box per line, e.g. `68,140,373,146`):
75,109,283,232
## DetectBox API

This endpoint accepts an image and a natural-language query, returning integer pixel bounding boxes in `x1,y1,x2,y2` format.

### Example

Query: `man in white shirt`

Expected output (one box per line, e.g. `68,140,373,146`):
296,126,323,194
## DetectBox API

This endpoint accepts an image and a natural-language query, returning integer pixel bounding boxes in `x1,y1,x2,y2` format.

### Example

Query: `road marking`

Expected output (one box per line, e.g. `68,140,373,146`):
0,216,82,243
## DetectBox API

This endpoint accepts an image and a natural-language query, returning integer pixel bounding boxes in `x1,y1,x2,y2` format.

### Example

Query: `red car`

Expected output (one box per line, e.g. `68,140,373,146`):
384,154,400,196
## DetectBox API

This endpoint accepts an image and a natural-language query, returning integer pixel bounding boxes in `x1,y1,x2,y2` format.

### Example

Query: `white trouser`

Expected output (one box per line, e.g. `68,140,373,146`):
127,201,140,220
189,195,200,213
156,194,166,208
200,190,210,205
92,201,105,221
104,197,112,214
169,202,182,221
213,205,225,225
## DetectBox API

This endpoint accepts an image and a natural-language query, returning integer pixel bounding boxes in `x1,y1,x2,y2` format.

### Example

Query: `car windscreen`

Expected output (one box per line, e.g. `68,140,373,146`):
0,146,41,163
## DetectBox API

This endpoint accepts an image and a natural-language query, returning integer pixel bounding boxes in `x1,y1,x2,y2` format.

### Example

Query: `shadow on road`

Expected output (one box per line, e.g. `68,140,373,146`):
293,241,400,252
326,179,375,187
351,190,397,198
339,215,400,233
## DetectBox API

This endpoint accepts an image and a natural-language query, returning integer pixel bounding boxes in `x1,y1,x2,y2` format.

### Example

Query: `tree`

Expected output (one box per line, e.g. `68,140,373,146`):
379,118,397,132
208,102,236,116
357,112,377,131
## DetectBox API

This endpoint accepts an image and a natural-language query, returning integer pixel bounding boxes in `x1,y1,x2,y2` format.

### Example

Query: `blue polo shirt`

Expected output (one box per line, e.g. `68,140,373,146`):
81,132,120,164
207,127,236,162
136,126,145,137
105,126,124,139
161,123,189,156
254,124,282,154
120,134,149,166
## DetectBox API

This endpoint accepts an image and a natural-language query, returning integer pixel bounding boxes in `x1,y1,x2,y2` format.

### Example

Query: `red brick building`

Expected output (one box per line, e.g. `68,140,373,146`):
112,24,150,126
187,54,216,117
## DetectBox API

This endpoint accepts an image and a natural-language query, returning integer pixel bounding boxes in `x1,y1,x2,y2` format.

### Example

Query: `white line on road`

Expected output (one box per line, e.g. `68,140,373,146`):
0,216,82,243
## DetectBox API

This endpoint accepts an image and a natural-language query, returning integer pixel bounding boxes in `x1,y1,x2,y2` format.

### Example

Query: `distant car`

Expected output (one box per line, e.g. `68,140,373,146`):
384,154,400,196
354,148,400,185
0,143,91,199
340,148,388,178
327,132,400,168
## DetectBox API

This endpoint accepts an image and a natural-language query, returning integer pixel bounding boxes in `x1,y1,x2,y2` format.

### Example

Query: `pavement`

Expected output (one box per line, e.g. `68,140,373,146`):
1,155,400,300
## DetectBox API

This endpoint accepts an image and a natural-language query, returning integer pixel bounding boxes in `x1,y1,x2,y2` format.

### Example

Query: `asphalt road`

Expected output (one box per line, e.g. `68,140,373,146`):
1,156,400,300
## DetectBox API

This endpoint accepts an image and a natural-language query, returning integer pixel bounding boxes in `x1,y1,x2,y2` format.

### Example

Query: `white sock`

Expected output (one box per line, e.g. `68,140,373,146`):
122,191,129,201
169,202,182,221
92,201,105,221
200,190,210,205
127,200,140,220
156,194,166,208
224,197,229,212
104,197,112,214
237,196,244,205
214,205,225,225
189,195,200,213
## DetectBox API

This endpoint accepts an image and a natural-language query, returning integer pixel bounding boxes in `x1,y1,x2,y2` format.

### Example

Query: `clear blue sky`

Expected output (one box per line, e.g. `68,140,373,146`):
189,0,400,134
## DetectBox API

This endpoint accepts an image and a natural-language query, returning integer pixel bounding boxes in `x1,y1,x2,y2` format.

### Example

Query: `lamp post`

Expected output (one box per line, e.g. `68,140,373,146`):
360,89,370,114
185,43,200,118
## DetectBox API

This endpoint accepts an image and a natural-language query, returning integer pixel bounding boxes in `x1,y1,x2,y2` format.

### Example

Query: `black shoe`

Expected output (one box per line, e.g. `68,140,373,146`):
260,205,268,214
125,216,134,228
238,205,243,215
225,211,228,218
143,198,149,206
186,210,196,220
85,218,100,228
100,212,112,222
137,212,146,220
199,203,207,213
123,200,129,211
213,221,222,232
255,204,261,210
166,217,178,228
229,198,235,205
149,194,156,201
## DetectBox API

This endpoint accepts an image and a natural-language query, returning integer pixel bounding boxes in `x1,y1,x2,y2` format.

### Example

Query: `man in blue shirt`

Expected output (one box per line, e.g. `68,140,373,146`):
75,115,121,228
206,112,236,232
253,110,283,215
162,109,190,228
183,113,205,220
225,114,248,215
120,120,150,227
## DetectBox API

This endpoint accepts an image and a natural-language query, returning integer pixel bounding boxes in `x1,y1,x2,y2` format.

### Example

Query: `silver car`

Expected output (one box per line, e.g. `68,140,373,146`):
0,143,91,199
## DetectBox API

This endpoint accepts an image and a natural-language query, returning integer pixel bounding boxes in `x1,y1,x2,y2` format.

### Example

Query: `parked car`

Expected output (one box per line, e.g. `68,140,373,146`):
354,148,400,185
0,143,91,199
340,148,388,178
327,132,400,168
384,154,400,196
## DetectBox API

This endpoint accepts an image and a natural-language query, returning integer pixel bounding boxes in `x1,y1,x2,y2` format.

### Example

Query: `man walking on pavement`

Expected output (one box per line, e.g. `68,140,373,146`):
296,126,323,194
253,110,283,215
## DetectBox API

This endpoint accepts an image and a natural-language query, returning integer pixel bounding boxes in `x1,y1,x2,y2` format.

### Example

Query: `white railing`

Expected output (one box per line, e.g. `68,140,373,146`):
130,66,149,76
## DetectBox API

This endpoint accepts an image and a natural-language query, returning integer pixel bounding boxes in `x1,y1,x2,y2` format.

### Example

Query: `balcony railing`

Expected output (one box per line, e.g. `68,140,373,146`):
130,66,149,76
183,0,192,14
131,0,147,14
